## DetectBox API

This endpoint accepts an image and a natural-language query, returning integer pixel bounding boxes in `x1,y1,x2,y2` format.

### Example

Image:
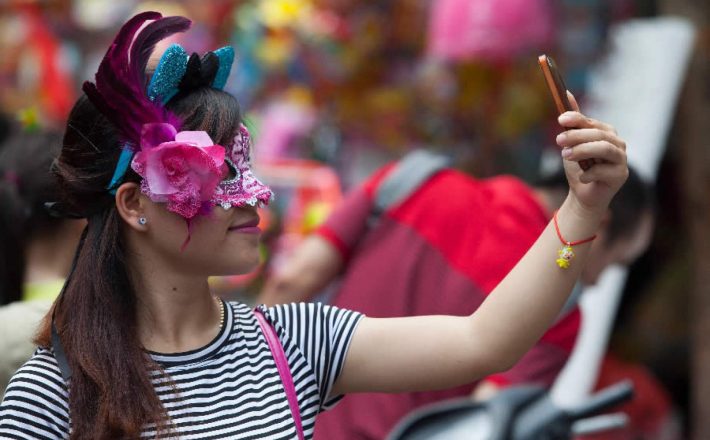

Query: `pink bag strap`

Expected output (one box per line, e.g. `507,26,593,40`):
254,308,305,440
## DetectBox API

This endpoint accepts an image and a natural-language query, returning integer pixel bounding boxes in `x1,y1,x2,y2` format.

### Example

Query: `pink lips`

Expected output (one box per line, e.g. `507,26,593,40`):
228,217,261,234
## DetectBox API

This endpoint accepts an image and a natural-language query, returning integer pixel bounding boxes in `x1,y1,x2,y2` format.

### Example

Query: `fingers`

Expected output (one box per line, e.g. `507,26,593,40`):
556,112,625,171
558,111,617,134
556,128,626,151
561,140,627,165
576,163,629,185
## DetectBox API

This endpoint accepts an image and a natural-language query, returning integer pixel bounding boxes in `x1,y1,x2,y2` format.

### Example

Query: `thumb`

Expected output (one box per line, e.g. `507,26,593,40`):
567,90,581,112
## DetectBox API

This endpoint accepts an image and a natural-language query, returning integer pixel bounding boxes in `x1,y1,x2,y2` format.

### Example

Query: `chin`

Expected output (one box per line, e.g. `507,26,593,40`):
209,263,259,277
226,253,261,275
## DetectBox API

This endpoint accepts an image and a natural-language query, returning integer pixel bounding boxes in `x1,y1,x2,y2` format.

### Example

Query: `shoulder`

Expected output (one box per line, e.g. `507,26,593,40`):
224,301,263,339
261,302,364,333
484,175,535,197
0,300,51,320
362,162,399,199
255,303,365,410
0,301,52,395
0,301,50,339
483,175,549,225
226,300,257,320
3,347,68,404
257,302,365,372
391,168,481,218
0,348,70,437
414,171,533,204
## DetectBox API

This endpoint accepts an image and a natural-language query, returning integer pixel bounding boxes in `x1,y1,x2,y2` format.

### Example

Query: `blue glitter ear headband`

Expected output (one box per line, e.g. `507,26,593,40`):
148,44,234,104
106,44,235,195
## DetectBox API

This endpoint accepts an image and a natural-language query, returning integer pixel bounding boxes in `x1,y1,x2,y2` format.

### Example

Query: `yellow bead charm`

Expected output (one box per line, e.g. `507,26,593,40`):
556,245,575,269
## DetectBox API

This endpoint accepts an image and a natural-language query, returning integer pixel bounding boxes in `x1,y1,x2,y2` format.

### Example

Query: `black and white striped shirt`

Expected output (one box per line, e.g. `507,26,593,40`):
0,302,363,439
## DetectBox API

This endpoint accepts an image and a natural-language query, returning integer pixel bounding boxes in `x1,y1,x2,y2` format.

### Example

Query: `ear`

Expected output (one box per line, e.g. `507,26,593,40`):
115,182,148,232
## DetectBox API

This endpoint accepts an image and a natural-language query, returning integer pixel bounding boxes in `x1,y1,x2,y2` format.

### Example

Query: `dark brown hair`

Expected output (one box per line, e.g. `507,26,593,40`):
35,87,242,438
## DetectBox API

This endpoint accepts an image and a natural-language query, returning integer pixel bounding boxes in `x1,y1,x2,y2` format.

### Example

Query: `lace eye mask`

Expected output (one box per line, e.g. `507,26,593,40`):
212,124,273,210
103,37,273,221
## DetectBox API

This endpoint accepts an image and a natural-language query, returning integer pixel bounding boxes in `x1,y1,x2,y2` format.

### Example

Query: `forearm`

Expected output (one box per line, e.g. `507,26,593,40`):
337,197,605,395
468,195,601,372
335,105,627,396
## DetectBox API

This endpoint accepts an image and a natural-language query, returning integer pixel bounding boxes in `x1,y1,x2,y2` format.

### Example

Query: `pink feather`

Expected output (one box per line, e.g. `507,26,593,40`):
82,12,191,149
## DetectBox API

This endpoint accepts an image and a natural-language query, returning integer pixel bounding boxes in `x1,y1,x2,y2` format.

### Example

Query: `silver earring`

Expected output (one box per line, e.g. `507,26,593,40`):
138,217,147,225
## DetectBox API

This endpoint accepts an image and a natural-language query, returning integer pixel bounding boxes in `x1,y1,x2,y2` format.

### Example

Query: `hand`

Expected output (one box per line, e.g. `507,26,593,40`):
556,91,628,217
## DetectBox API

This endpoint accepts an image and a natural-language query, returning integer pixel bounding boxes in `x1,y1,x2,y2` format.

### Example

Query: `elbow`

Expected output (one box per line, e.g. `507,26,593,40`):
465,320,522,378
462,351,517,382
477,348,520,378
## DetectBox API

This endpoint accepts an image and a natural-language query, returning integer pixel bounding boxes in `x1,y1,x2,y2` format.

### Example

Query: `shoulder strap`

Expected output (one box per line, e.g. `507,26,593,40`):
371,149,450,223
254,308,305,440
52,313,72,382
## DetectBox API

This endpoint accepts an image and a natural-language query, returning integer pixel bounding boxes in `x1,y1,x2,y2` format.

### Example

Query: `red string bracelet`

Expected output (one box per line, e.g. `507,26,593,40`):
553,210,596,269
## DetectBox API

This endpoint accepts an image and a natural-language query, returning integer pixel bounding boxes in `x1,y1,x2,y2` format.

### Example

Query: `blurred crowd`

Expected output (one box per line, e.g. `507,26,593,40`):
0,0,695,438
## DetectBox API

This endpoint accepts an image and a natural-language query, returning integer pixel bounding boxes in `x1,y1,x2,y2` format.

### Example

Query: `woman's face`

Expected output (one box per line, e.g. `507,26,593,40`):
126,123,273,278
139,198,263,277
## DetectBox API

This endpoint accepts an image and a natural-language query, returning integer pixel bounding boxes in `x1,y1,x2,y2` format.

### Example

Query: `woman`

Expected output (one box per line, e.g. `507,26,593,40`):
0,12,628,439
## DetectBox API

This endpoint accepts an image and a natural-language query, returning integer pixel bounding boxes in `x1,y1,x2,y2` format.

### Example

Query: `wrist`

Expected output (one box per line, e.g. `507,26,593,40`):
563,192,606,223
557,195,604,242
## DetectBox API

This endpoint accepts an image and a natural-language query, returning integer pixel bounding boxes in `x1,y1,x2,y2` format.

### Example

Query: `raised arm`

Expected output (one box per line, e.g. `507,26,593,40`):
333,95,628,395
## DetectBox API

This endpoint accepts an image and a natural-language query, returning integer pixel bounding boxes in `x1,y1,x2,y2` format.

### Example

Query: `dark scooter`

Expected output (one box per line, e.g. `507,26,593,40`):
387,380,634,440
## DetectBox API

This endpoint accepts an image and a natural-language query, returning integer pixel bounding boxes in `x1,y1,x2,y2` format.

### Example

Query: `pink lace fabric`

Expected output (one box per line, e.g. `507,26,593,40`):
131,122,272,223
212,124,274,210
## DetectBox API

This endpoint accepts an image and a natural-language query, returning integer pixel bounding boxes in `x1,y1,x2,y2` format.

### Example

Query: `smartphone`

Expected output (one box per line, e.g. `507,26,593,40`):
538,54,593,170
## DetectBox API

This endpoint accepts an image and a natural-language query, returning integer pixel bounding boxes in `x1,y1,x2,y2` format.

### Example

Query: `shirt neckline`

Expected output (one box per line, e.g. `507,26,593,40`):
148,299,234,367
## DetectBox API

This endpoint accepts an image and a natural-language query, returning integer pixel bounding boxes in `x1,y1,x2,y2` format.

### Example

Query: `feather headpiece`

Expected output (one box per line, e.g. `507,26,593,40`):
79,11,272,234
82,11,190,146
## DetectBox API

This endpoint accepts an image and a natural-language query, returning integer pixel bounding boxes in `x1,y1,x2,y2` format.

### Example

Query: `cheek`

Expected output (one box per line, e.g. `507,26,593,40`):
142,205,261,276
182,221,262,275
144,205,192,249
225,234,262,270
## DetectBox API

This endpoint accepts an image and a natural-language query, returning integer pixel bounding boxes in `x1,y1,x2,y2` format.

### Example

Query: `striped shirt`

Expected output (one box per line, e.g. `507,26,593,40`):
0,302,363,439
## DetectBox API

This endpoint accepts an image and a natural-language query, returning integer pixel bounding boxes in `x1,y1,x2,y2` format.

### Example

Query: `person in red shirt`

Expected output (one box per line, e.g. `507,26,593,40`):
259,160,654,440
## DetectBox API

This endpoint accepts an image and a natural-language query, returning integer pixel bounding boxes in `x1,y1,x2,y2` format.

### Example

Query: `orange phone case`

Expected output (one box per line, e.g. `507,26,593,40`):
538,54,593,170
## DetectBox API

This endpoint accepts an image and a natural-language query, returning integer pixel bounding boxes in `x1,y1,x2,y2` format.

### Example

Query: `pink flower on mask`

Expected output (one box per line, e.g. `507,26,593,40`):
132,123,226,219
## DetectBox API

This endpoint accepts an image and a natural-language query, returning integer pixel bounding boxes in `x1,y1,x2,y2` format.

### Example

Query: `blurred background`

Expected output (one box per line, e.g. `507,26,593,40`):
0,0,708,438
